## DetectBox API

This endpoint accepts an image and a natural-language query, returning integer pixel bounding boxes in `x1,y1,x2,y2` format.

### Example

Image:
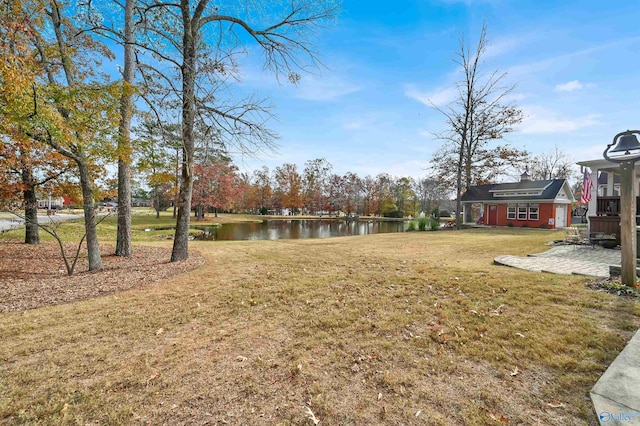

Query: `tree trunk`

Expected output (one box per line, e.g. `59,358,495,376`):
173,148,179,219
115,0,136,257
23,180,39,245
455,138,465,230
155,188,161,219
171,153,194,261
78,160,102,270
116,155,132,256
171,14,196,262
20,159,39,244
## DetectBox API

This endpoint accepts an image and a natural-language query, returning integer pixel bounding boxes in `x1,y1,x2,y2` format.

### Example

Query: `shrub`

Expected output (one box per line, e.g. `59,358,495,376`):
418,217,428,231
507,222,514,227
406,221,417,231
539,223,548,229
429,218,439,231
383,210,404,218
431,208,440,219
521,223,529,228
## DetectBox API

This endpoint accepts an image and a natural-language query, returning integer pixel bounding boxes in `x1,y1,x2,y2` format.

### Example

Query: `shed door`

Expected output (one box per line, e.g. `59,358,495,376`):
488,205,498,226
555,205,566,228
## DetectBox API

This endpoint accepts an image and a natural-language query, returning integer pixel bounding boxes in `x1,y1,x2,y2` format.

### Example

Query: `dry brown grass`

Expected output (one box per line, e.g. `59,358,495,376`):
1,228,638,425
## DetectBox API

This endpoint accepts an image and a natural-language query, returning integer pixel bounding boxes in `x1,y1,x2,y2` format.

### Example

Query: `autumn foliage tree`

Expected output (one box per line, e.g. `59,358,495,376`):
250,166,273,214
273,163,304,214
303,158,332,215
2,0,121,270
192,160,240,219
0,9,71,243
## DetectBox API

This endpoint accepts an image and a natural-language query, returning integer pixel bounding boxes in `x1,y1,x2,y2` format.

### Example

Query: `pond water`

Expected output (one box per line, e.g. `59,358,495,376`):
193,219,406,241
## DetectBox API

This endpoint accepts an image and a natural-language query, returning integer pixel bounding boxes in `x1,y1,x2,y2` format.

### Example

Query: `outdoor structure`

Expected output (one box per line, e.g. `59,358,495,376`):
576,158,640,245
461,172,575,228
36,195,65,209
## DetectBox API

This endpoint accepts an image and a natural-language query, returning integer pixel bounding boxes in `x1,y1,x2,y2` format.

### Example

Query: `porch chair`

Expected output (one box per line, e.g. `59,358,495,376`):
564,227,585,245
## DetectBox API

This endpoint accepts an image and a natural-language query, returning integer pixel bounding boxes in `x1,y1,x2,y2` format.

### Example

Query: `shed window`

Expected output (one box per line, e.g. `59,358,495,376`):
528,206,539,221
507,206,516,220
517,206,527,220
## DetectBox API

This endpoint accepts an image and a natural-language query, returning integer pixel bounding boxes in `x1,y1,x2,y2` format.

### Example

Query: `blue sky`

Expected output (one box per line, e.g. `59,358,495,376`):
229,0,640,181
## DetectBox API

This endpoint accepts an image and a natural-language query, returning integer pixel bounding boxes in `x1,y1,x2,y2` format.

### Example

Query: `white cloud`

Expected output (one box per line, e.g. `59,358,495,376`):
555,80,585,92
518,107,602,134
342,120,363,131
504,92,527,102
484,37,524,59
292,75,361,102
508,36,640,78
405,85,458,107
339,112,382,131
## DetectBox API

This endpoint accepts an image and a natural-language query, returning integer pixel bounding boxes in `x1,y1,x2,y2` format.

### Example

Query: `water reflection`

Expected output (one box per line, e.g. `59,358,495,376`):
194,219,405,241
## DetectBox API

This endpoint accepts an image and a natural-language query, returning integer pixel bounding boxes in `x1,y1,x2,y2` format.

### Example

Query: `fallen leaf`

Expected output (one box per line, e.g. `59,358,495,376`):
490,304,505,316
351,363,360,372
546,401,565,408
415,410,422,417
515,332,525,338
155,328,164,336
304,406,320,425
146,372,159,384
377,393,382,401
500,415,510,423
510,366,520,376
60,403,69,413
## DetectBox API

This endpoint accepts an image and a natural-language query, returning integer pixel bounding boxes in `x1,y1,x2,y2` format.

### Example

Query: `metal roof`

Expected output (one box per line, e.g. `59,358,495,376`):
461,179,571,202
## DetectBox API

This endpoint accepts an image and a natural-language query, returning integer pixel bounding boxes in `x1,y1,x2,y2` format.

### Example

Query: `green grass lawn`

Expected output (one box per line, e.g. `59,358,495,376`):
0,226,638,424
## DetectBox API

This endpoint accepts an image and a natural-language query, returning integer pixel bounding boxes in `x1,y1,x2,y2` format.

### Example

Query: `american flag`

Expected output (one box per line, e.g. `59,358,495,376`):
581,168,593,204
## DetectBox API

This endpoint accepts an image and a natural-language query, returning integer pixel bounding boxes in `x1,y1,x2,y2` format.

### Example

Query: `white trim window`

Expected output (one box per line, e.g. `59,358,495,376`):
507,205,516,220
528,205,539,221
517,205,528,220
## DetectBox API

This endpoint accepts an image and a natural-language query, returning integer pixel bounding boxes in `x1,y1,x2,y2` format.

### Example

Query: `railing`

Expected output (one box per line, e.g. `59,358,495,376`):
595,196,640,216
588,216,621,244
590,196,640,244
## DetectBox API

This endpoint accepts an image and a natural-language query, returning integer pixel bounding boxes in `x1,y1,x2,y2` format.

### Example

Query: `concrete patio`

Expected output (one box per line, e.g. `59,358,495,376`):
494,244,621,278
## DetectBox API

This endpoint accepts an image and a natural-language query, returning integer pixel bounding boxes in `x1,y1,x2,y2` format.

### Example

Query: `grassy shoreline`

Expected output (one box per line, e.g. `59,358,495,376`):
1,227,638,424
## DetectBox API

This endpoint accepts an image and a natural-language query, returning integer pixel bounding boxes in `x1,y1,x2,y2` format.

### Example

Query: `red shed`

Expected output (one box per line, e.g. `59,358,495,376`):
461,173,575,229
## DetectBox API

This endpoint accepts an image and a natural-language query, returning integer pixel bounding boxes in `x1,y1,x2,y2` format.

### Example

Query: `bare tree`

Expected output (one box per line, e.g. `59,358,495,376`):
525,145,576,181
131,0,339,261
431,25,524,228
414,176,449,215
